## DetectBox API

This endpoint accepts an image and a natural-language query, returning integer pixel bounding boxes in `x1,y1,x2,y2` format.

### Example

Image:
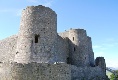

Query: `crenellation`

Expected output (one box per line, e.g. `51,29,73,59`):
0,5,109,80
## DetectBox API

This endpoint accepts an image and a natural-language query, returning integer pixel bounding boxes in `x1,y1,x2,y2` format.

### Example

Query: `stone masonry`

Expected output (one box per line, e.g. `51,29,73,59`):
0,5,109,80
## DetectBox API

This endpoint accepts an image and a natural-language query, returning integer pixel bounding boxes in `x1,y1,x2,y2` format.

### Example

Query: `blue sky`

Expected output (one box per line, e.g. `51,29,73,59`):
0,0,118,68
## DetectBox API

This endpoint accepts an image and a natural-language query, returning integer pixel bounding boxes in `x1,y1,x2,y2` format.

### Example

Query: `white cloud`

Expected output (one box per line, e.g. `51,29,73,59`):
16,0,54,16
102,43,115,47
0,8,23,17
94,51,106,57
93,39,118,51
16,9,23,16
0,9,14,13
106,59,118,68
93,45,107,51
105,38,115,42
43,0,53,7
0,0,55,16
100,38,118,48
27,0,54,7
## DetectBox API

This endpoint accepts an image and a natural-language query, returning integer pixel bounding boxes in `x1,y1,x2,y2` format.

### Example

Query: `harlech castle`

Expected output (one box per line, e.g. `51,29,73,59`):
0,5,109,80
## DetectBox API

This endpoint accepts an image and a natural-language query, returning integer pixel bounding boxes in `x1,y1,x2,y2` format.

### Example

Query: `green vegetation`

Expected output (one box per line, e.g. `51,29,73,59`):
109,70,118,80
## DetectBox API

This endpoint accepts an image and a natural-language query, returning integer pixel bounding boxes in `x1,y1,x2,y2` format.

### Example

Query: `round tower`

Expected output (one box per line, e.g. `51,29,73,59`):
68,29,90,67
14,5,57,63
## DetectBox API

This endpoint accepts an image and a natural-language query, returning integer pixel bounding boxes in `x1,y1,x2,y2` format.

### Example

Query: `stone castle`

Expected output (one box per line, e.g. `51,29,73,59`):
0,5,109,80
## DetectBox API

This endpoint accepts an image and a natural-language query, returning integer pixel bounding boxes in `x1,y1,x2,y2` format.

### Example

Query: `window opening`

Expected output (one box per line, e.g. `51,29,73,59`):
35,34,39,43
67,57,70,64
73,37,74,41
74,47,76,51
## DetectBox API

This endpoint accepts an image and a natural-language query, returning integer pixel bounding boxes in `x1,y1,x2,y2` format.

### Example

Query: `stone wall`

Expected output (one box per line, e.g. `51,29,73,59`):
0,35,17,62
0,62,71,80
71,65,107,80
56,35,69,63
0,62,108,80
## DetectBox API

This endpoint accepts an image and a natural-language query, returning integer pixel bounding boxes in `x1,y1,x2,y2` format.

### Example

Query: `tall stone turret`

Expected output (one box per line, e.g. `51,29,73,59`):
68,29,90,67
14,5,57,63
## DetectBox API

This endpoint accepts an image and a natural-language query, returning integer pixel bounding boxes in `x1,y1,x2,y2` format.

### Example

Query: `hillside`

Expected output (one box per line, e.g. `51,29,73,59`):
106,70,112,78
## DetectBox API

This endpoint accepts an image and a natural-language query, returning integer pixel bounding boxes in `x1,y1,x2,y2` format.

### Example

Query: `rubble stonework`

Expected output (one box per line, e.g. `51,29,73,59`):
0,5,109,80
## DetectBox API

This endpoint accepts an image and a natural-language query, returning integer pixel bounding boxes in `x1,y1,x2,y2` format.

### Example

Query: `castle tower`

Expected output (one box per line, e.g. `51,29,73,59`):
14,5,57,63
95,57,106,74
68,29,90,67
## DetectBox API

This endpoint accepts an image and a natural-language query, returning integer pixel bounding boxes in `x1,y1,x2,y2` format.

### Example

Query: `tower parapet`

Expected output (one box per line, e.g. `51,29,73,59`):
14,5,57,63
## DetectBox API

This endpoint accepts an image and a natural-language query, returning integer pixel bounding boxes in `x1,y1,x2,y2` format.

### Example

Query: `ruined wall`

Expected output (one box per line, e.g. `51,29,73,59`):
0,63,71,80
56,35,69,63
0,35,17,62
14,5,57,63
71,65,107,80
